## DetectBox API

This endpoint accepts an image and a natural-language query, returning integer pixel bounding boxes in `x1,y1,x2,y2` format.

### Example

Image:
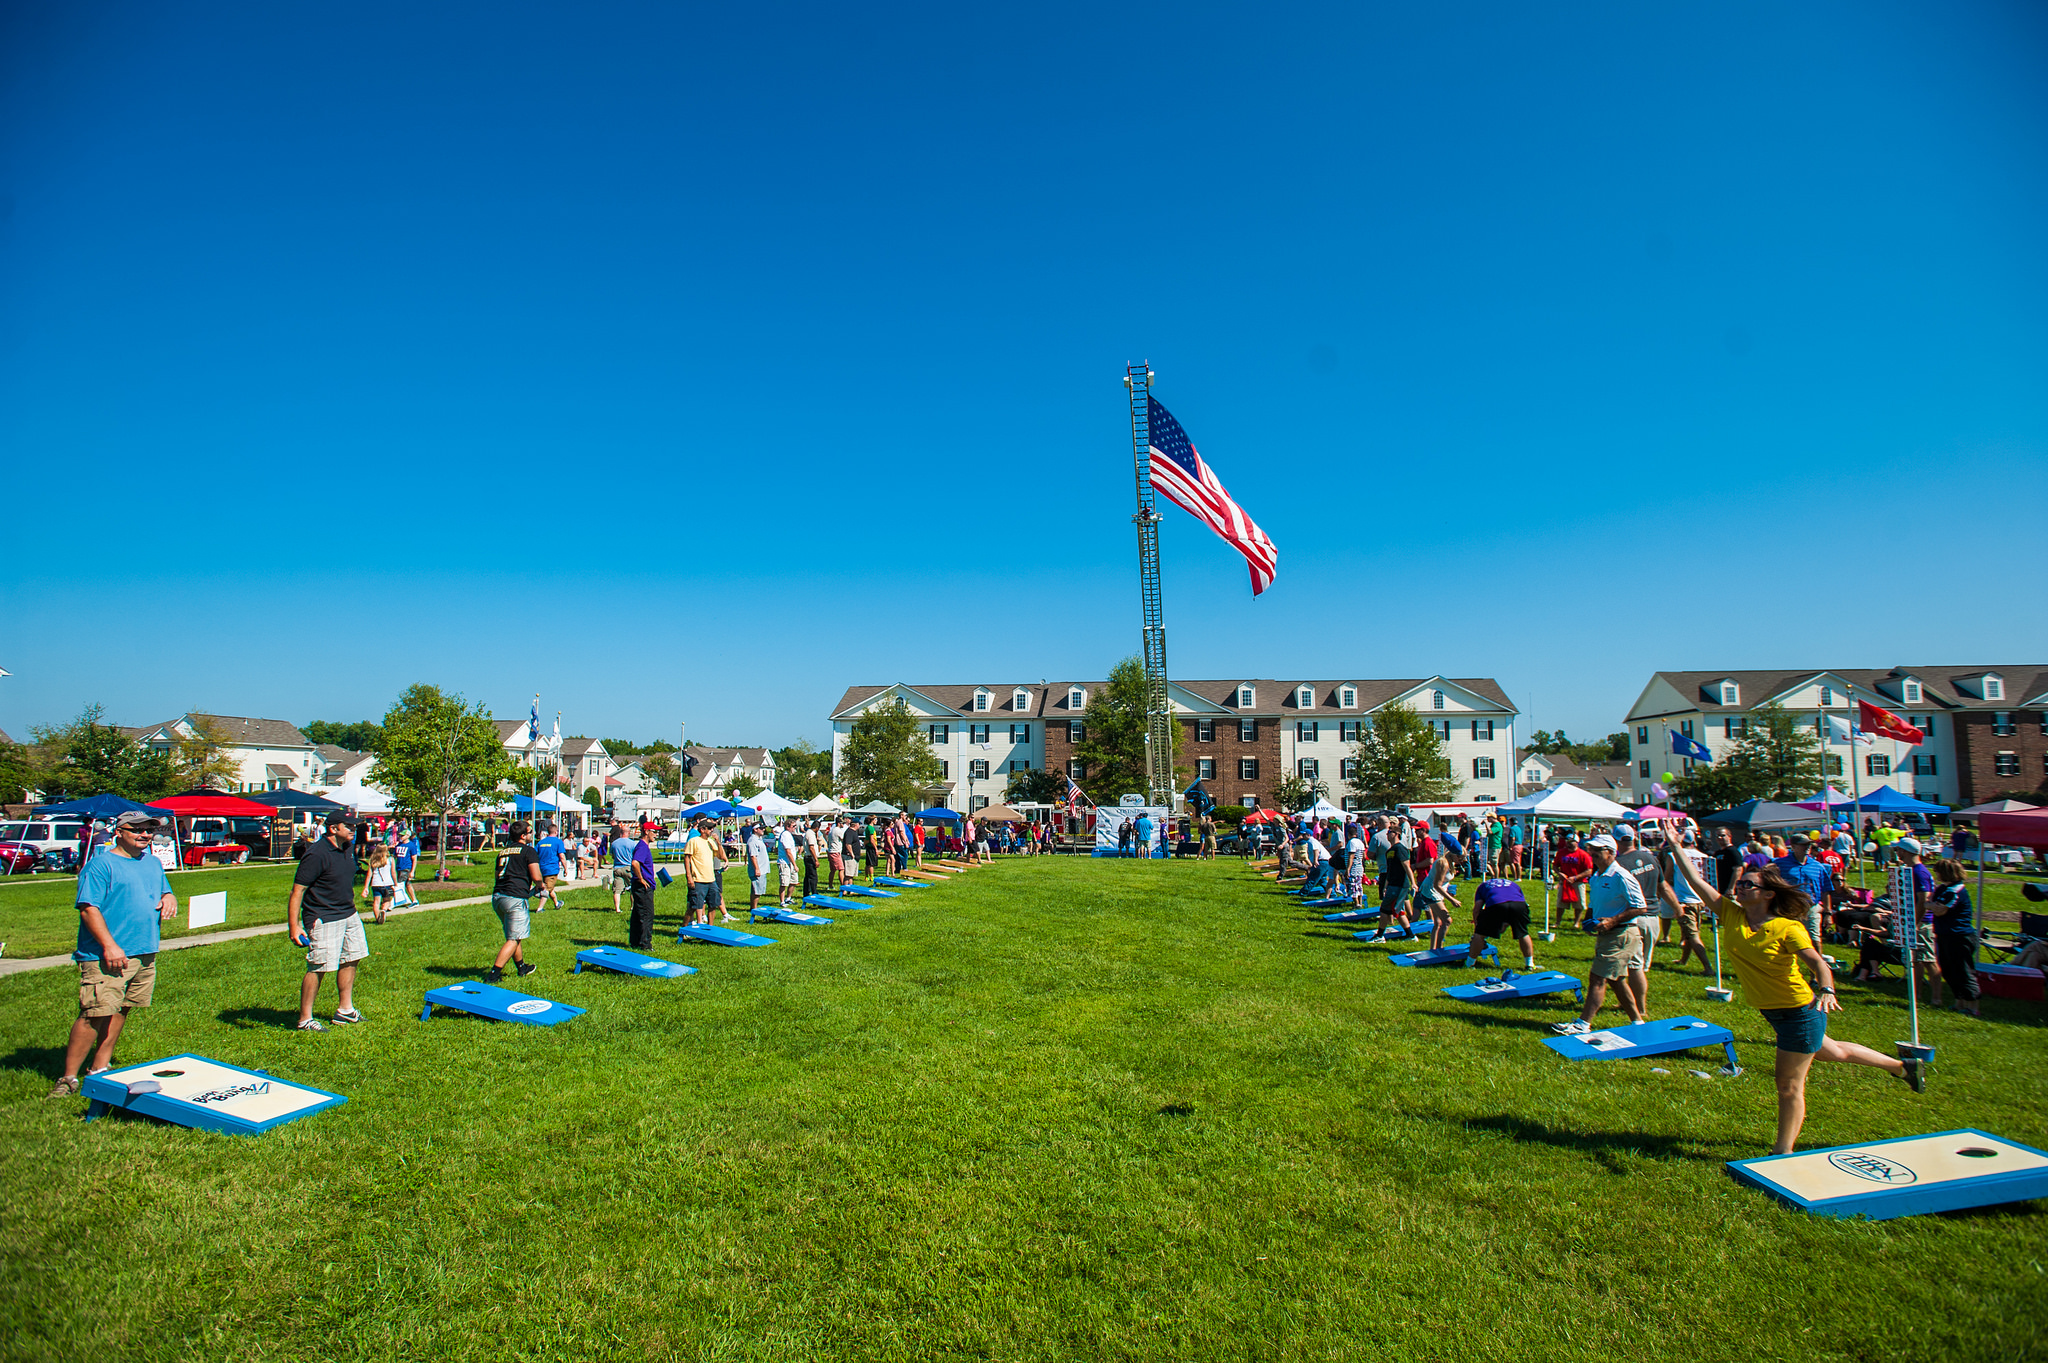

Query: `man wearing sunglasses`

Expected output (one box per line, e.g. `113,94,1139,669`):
1549,832,1648,1036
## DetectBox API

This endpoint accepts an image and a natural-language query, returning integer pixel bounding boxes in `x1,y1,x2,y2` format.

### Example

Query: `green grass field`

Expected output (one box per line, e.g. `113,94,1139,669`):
3,856,2045,1362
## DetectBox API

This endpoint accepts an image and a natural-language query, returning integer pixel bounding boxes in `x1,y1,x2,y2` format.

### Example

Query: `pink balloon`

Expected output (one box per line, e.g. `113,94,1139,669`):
1651,782,1668,801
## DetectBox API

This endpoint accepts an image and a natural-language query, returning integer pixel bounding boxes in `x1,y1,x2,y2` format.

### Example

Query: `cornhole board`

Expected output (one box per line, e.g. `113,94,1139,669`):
656,868,674,886
902,869,951,880
1443,971,1584,1005
934,859,976,871
1391,943,1497,968
752,905,832,926
840,884,899,897
82,1055,344,1134
806,894,873,912
1544,1016,1738,1069
1351,924,1424,943
677,923,776,947
1727,1130,2048,1221
873,876,930,889
1302,896,1353,909
422,982,587,1025
574,946,697,978
1322,907,1376,922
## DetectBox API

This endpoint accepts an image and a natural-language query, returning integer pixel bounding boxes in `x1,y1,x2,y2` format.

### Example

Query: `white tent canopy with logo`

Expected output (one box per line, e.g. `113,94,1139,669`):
1495,784,1634,821
739,790,807,816
1298,797,1347,821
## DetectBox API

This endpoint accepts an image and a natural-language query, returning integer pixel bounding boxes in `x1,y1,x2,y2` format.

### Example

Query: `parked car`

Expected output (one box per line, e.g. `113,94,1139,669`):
0,841,42,873
0,820,87,867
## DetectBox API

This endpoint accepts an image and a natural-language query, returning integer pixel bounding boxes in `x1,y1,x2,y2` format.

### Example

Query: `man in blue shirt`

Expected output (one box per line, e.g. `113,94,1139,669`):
1773,832,1835,947
49,810,176,1098
394,827,420,905
533,821,568,912
1133,813,1152,859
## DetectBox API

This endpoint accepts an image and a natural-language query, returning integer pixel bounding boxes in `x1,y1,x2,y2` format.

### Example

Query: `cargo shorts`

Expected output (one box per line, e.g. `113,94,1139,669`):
78,954,156,1017
304,912,370,972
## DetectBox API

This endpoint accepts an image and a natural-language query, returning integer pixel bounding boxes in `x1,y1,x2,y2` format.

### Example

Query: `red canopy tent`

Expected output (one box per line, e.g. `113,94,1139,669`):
1981,808,2048,850
151,792,279,817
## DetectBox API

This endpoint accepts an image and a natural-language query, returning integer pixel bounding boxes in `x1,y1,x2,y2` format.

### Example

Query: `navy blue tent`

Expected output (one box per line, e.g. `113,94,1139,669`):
678,798,744,819
916,806,963,822
32,794,173,819
244,789,346,812
1803,783,1948,815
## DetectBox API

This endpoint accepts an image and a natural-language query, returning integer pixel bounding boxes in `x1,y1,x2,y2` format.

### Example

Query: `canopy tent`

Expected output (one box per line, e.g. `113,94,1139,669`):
1953,798,2038,818
151,792,278,817
1798,784,1947,815
1298,797,1348,822
976,803,1026,822
1697,798,1819,832
31,794,173,819
1241,807,1286,824
915,806,962,822
1981,808,2048,850
803,792,847,814
322,783,395,814
738,790,807,817
246,789,346,811
850,799,901,815
678,798,745,819
1494,785,1633,821
1798,786,1855,805
1630,804,1688,821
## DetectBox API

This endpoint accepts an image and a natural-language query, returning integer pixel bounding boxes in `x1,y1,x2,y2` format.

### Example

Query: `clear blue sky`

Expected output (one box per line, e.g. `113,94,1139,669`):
4,1,2044,750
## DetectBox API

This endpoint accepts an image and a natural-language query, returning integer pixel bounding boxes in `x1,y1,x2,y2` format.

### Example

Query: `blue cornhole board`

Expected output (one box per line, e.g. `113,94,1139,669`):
82,1055,345,1134
1544,1015,1738,1069
1351,923,1425,943
1303,896,1353,909
1323,906,1376,923
1443,970,1584,1005
840,884,899,897
752,905,832,926
873,876,929,889
1727,1129,2048,1221
422,982,587,1025
574,946,697,978
677,922,776,947
1390,943,1498,968
806,894,873,912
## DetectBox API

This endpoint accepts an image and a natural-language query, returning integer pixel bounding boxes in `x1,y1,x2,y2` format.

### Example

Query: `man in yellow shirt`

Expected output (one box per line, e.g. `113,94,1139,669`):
681,818,720,929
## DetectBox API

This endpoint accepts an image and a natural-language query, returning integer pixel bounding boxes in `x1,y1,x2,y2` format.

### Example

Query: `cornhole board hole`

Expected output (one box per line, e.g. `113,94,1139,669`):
574,946,697,978
422,982,587,1025
873,876,930,889
1544,1016,1738,1069
1391,943,1497,969
1322,907,1376,922
752,906,832,926
1443,971,1584,1006
1727,1130,2048,1220
841,884,898,898
806,894,873,912
1351,924,1424,943
82,1055,344,1134
677,923,776,947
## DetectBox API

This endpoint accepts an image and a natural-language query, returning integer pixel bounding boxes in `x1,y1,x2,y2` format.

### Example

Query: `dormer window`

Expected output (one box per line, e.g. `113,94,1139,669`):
1296,685,1314,708
1013,688,1030,712
1901,679,1922,704
1718,681,1740,706
1984,674,2004,701
1068,687,1086,709
1339,686,1356,709
973,689,991,713
1432,690,1445,710
1237,685,1255,708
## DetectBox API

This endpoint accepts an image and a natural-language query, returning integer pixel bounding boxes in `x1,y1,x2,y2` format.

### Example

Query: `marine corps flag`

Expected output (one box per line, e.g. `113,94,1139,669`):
1858,699,1924,746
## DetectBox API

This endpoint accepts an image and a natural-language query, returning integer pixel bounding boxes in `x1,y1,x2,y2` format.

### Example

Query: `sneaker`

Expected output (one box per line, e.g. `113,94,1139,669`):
515,961,538,978
1549,1019,1592,1036
46,1076,80,1099
1901,1058,1926,1093
484,967,505,984
296,1018,330,1032
332,1006,363,1025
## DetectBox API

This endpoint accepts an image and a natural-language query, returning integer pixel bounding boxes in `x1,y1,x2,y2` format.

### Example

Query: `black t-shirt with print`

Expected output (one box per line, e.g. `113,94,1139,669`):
495,844,542,897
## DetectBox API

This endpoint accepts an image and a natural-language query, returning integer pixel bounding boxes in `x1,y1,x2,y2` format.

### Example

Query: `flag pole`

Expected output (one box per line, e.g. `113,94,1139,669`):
1125,362,1175,812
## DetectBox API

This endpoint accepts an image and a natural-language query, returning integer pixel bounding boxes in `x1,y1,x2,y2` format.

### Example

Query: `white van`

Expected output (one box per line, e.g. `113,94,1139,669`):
0,820,88,868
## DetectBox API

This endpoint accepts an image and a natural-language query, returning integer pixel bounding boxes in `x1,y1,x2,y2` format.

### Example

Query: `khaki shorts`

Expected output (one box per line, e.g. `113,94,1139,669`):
78,954,156,1016
304,912,370,972
611,867,634,893
1591,926,1644,980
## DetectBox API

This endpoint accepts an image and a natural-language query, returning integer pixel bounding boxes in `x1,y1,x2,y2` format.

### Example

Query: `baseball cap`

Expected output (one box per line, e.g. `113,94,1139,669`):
1614,825,1637,841
113,810,163,831
324,810,351,827
1896,837,1922,854
1681,830,1696,845
1584,834,1617,851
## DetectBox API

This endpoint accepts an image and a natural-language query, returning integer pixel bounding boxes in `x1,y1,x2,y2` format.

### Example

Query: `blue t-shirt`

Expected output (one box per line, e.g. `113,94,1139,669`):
611,836,636,867
395,838,419,870
1135,816,1153,843
74,849,172,961
1772,856,1832,910
535,836,566,876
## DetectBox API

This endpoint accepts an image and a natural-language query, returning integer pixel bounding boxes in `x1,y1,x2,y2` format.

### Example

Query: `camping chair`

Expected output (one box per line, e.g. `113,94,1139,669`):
1982,910,2048,965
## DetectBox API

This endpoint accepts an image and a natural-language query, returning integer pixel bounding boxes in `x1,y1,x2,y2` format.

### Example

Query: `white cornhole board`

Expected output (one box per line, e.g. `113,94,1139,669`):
1729,1129,2048,1220
188,891,227,929
81,1055,345,1134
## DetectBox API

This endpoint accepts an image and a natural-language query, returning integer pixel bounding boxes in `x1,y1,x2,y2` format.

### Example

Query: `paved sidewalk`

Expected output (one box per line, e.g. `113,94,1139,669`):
0,877,610,979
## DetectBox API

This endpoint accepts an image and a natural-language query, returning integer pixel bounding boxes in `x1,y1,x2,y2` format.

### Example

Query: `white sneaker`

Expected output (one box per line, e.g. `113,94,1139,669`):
1549,1019,1592,1036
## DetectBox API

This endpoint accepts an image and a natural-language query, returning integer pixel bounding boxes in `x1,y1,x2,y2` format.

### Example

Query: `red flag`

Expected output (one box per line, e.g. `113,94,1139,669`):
1858,699,1924,745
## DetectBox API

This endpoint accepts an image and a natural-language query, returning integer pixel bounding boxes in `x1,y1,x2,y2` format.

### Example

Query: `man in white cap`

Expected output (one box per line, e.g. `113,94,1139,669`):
48,810,177,1097
1550,832,1649,1036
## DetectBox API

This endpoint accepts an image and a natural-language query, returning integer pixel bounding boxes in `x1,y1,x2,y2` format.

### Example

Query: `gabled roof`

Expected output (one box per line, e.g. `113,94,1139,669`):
1633,667,2048,716
559,737,606,758
833,677,1518,719
315,744,371,767
132,713,310,748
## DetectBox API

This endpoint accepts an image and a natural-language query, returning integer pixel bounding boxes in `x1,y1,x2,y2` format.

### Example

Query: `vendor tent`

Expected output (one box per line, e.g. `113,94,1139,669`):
1241,808,1285,824
1953,798,2038,818
1981,808,2048,850
151,792,279,817
977,803,1025,822
1495,785,1633,821
803,792,847,814
1299,797,1347,821
321,783,395,814
32,794,173,819
739,791,807,816
1697,798,1819,832
1798,784,1947,815
916,806,962,822
246,789,345,812
1630,804,1688,821
1798,786,1856,806
850,799,901,815
679,798,744,819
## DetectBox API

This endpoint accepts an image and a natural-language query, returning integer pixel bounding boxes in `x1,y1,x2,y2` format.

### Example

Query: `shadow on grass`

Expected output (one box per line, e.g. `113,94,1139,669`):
1411,1006,1573,1033
218,1006,302,1030
0,1044,66,1078
421,965,495,979
1439,1110,1722,1172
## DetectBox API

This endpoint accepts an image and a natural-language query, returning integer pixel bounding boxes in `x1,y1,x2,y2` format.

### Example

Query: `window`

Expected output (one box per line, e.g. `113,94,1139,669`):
969,759,990,779
970,795,990,812
1009,760,1029,773
1239,758,1260,779
1068,720,1084,742
1239,719,1257,741
1636,726,1648,745
1719,681,1739,705
1474,757,1496,779
1638,760,1651,777
1242,795,1260,809
969,724,990,743
1909,715,1935,737
1912,755,1938,776
1014,688,1030,712
1068,687,1085,709
1340,721,1360,742
1993,712,2015,736
1681,719,1696,738
1901,679,1922,704
1866,754,1890,777
973,689,990,712
1067,761,1084,779
1009,724,1030,743
928,724,950,743
1197,758,1216,780
1237,685,1255,708
1196,719,1215,742
1995,752,2019,778
588,758,600,775
1433,720,1453,741
1722,718,1740,738
1298,758,1319,779
939,761,950,779
1340,758,1358,778
1297,685,1314,708
1342,796,1361,812
1296,721,1319,742
1470,720,1494,741
1339,686,1356,708
1819,685,1834,707
1985,675,2004,700
1823,755,1843,776
1525,769,1543,784
1432,690,1445,710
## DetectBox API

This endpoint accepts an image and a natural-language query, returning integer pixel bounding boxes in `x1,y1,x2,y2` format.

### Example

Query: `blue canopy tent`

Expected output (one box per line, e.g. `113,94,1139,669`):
512,794,566,813
678,798,745,819
915,806,963,822
32,794,173,819
1800,784,1948,815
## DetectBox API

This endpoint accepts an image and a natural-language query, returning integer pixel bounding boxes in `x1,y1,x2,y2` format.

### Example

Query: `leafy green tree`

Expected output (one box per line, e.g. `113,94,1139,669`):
581,785,603,811
770,739,834,801
1344,705,1458,808
31,705,176,802
839,699,945,812
369,684,519,881
602,737,677,755
1524,729,1568,755
1003,766,1064,804
174,715,242,791
301,719,386,753
727,771,765,803
642,752,681,796
1668,702,1820,809
1270,774,1318,812
0,736,41,804
1072,657,1179,804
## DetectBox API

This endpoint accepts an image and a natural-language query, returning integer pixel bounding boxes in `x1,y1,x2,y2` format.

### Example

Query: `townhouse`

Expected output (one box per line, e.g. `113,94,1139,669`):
1515,752,1634,799
126,715,321,793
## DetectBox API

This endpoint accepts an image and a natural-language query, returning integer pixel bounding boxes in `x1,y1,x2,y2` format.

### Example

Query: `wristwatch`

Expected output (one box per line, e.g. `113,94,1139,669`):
1816,986,1836,995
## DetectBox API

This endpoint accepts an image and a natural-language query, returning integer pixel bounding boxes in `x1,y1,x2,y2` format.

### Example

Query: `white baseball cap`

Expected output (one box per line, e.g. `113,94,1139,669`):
1584,834,1618,851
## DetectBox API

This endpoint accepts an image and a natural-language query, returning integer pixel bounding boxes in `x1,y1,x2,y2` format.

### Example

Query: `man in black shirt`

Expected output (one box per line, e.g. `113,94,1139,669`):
286,812,366,1031
1711,827,1743,895
489,821,545,983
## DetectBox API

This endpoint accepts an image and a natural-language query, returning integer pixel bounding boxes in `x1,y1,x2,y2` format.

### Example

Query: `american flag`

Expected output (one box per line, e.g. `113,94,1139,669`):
1065,774,1090,810
1147,395,1278,595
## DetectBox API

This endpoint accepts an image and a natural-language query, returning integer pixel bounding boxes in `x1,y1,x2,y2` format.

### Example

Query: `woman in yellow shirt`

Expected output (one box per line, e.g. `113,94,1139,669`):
1659,819,1921,1155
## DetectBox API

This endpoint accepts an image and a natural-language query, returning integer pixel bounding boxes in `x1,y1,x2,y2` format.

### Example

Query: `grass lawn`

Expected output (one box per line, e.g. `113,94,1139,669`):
2,856,2045,1362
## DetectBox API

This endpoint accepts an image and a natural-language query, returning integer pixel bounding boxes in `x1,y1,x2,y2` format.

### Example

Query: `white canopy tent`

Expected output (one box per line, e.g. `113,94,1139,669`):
1299,797,1347,822
739,790,807,816
804,793,848,814
320,782,395,814
1495,784,1633,821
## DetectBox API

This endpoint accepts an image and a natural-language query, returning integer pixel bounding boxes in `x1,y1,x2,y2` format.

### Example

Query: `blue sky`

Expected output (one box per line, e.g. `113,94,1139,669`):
4,1,2044,750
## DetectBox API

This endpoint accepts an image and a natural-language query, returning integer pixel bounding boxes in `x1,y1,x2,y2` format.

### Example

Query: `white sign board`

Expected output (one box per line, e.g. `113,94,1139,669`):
615,795,639,821
1095,806,1170,855
188,891,227,929
150,836,178,872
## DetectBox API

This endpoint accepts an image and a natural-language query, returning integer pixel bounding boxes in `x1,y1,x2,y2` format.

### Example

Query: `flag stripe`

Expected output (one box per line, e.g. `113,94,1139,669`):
1146,395,1278,595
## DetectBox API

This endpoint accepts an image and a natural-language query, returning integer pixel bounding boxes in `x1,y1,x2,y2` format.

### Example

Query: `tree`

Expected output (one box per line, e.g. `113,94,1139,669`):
1524,729,1569,755
301,720,386,753
581,785,603,811
727,771,765,803
771,739,834,802
1667,703,1822,810
838,699,945,812
1345,705,1459,808
1271,774,1320,812
30,705,176,802
1072,657,1179,804
0,736,39,804
369,684,519,881
174,715,242,791
602,737,677,755
1004,767,1064,805
642,752,682,796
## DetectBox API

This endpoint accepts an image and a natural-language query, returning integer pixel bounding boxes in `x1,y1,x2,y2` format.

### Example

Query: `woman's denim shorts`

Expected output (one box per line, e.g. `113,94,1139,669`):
1761,1002,1826,1055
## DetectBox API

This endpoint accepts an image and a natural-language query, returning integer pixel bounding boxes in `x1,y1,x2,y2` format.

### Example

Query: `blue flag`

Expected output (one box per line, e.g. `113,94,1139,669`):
1670,730,1712,763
